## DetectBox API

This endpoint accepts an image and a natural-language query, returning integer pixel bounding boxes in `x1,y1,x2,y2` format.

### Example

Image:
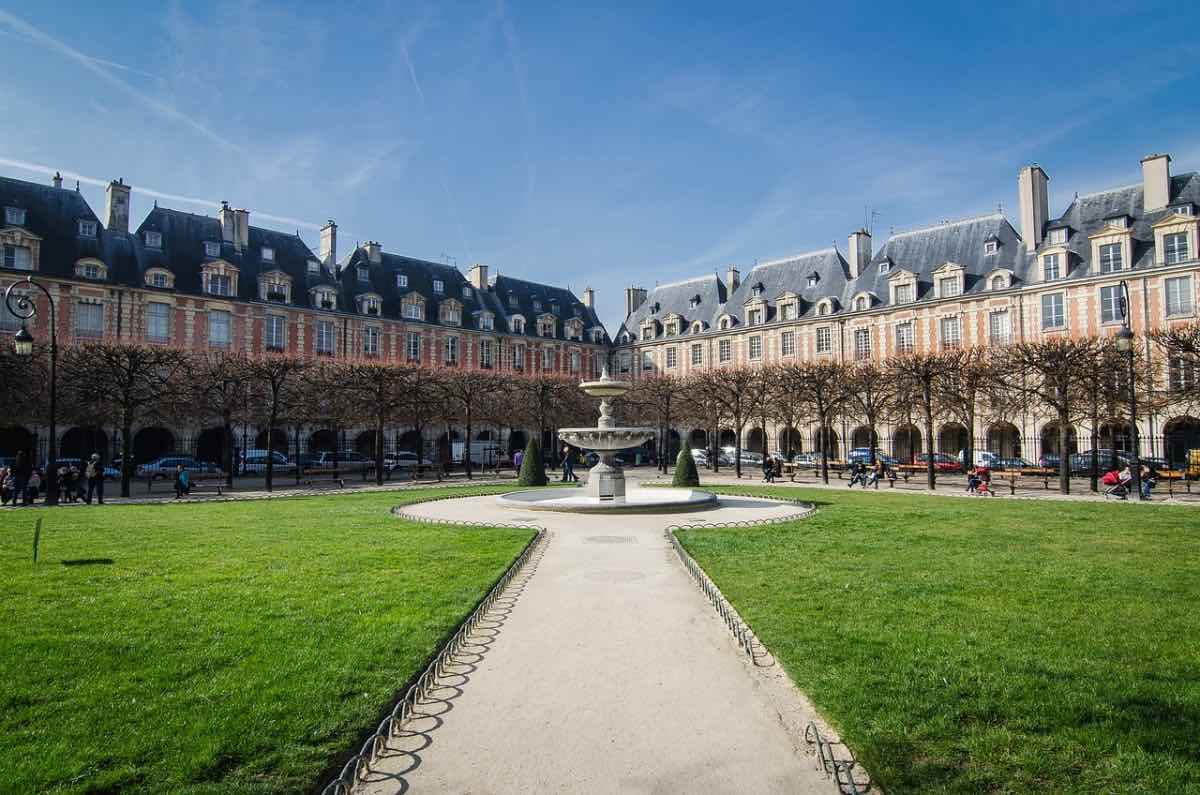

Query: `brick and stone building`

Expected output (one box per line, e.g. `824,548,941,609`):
614,153,1200,466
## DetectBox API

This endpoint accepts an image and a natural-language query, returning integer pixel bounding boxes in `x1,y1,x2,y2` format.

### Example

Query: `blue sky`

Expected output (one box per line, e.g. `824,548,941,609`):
2,1,1199,332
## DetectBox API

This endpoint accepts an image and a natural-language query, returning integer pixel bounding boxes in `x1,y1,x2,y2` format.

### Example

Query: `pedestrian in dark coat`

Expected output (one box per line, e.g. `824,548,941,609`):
85,453,105,505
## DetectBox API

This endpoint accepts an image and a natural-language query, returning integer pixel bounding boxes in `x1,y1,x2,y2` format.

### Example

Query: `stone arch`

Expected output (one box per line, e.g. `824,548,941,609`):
746,427,766,454
778,427,803,458
507,430,528,455
666,428,681,459
1039,422,1078,459
1164,416,1200,469
355,430,381,457
308,429,336,453
937,423,969,457
133,426,175,464
719,429,737,448
987,421,1022,459
689,429,708,450
254,428,289,455
1098,420,1132,453
812,426,839,458
850,425,874,451
893,424,922,463
476,429,495,441
60,426,109,462
0,425,35,460
397,429,422,452
195,427,228,468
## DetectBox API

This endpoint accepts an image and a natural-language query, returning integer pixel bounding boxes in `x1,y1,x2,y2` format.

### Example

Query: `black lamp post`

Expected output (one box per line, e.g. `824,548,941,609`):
5,276,59,505
1114,280,1141,501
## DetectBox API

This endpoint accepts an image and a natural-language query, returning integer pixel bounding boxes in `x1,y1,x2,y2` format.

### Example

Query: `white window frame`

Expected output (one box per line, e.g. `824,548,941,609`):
1041,293,1065,330
939,316,961,350
405,331,421,361
481,338,495,368
1098,243,1123,274
816,326,831,353
144,230,162,249
261,247,275,263
691,343,703,365
316,320,336,355
433,279,445,294
1164,232,1190,265
363,325,380,356
146,302,171,343
853,327,871,360
1165,275,1194,317
1043,253,1061,281
1100,284,1123,324
749,335,763,360
78,220,97,238
3,244,33,270
265,314,286,350
205,241,221,257
781,330,795,357
895,322,914,353
5,206,26,225
207,309,231,347
718,339,731,362
988,311,1011,345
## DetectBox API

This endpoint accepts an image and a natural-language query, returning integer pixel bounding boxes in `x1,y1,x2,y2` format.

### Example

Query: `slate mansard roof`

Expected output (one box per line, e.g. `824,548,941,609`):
0,171,605,342
618,168,1200,341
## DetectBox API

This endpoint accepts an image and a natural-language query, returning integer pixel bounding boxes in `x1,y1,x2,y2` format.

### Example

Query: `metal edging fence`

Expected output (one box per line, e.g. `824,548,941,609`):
319,493,547,795
666,495,872,795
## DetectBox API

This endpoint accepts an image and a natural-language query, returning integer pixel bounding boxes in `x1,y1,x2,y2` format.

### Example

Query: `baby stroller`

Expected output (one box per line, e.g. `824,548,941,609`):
1102,469,1130,499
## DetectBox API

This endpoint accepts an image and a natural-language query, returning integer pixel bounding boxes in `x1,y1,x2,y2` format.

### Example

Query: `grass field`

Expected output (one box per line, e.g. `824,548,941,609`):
681,486,1200,794
0,486,535,794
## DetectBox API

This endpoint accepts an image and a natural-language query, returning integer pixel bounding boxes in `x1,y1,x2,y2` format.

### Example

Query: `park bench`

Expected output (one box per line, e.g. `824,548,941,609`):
1157,469,1192,496
990,467,1057,494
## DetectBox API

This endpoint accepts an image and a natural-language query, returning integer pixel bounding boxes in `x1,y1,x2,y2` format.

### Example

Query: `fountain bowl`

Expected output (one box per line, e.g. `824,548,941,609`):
496,486,718,513
558,427,656,451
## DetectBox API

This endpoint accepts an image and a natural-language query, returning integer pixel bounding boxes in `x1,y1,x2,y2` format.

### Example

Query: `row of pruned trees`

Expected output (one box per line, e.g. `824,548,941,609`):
0,343,596,496
623,326,1199,493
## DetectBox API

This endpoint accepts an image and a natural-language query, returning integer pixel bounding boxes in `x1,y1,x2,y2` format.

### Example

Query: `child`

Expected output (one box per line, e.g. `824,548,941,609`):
174,464,190,499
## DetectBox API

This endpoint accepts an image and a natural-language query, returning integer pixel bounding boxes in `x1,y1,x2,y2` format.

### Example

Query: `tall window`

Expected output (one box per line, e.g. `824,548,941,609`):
853,328,871,359
781,330,795,356
938,276,961,298
512,344,525,370
718,339,731,362
405,331,421,361
462,285,473,299
316,320,335,354
5,207,26,225
146,302,170,342
444,336,459,365
666,347,678,368
1164,232,1190,264
363,326,380,356
1099,243,1123,273
3,244,32,270
433,279,444,294
1165,276,1194,317
749,336,763,360
780,303,795,320
893,283,913,304
207,273,233,297
988,311,1011,345
641,351,653,371
747,309,762,326
568,349,579,372
76,302,103,338
1100,285,1123,324
1041,293,1065,329
403,301,423,320
617,352,630,374
1043,253,1061,281
895,322,914,353
691,343,702,365
544,348,556,370
481,339,494,368
1169,356,1197,393
308,260,320,275
265,315,285,350
815,326,831,353
479,314,494,331
939,316,961,349
208,309,230,347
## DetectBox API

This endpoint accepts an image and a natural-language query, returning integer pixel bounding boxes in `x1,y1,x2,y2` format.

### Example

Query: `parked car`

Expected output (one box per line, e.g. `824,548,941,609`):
304,450,372,472
991,457,1033,470
689,447,709,466
385,451,435,471
848,448,899,465
240,449,296,475
1037,453,1061,470
137,456,223,479
914,452,963,472
55,457,121,479
791,452,820,467
968,450,1000,467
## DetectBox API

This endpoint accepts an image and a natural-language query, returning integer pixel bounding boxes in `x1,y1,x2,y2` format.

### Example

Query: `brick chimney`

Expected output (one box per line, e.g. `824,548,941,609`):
848,228,872,279
364,241,382,264
51,171,62,189
1141,153,1171,211
468,263,489,289
624,286,647,317
582,286,595,309
105,178,131,234
319,219,337,265
726,266,740,292
1018,164,1050,252
233,208,250,251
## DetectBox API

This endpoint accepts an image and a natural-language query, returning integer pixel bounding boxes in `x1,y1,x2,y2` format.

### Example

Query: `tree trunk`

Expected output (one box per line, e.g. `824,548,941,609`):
1058,410,1071,494
265,408,277,492
121,422,132,498
923,384,936,490
819,422,829,485
868,425,877,465
375,417,385,485
465,419,473,479
224,419,235,488
735,426,742,479
294,425,302,486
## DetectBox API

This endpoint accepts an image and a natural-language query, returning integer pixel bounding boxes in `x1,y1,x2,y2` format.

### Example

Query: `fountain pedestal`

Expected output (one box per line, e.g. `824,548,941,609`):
586,456,622,501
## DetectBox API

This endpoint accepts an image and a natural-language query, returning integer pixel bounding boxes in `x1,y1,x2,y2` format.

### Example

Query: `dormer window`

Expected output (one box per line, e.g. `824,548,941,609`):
462,286,473,299
854,296,868,311
204,263,237,297
937,276,961,298
479,313,494,331
893,283,913,304
144,230,162,249
78,220,97,238
806,272,819,288
780,303,796,321
551,302,560,314
566,319,583,340
1106,215,1129,229
1049,227,1068,245
511,315,526,333
440,300,462,326
261,247,275,263
205,241,221,257
396,273,408,288
433,279,444,294
401,294,424,320
751,283,764,297
690,294,701,308
1170,204,1194,216
1099,243,1123,273
691,321,704,334
878,261,891,274
354,266,367,283
719,316,732,330
747,308,763,326
539,315,556,337
146,269,172,289
314,287,338,311
618,331,630,344
359,294,382,316
75,259,107,280
984,239,999,255
591,328,604,343
533,299,542,311
4,207,25,226
991,274,1007,290
817,301,830,317
1043,253,1062,281
260,273,291,303
508,294,518,307
308,260,320,276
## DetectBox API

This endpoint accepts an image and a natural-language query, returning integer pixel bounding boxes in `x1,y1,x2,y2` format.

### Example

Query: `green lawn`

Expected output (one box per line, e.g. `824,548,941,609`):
680,486,1200,794
0,486,535,794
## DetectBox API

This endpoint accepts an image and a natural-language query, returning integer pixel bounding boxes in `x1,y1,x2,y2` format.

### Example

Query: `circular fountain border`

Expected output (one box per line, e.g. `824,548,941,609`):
496,485,720,513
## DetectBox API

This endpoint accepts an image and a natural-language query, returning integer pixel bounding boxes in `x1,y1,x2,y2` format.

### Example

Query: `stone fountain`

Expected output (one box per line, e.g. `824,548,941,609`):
497,368,718,513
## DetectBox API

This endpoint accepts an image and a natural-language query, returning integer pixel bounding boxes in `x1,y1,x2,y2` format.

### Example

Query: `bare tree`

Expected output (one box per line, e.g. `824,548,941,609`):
997,339,1100,494
1153,322,1200,412
933,347,996,469
187,351,252,488
747,365,777,463
625,374,682,474
767,364,807,462
678,371,727,472
847,361,897,465
246,354,308,491
339,361,409,484
441,370,505,479
889,352,955,489
396,365,445,469
702,366,760,478
60,343,188,497
781,360,852,484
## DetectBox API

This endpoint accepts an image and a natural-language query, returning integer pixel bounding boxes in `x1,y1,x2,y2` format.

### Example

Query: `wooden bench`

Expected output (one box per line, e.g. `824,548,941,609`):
1156,469,1192,496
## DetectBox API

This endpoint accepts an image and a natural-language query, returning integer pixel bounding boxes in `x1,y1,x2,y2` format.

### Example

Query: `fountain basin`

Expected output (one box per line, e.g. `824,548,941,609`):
497,486,719,513
558,427,655,451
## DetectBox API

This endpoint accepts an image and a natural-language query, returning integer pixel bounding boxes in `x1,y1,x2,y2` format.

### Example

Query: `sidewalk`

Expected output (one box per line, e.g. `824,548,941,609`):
628,467,1200,505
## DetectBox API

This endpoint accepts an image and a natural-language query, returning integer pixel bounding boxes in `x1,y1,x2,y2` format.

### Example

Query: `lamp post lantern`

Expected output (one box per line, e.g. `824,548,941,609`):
5,276,59,506
1115,280,1142,501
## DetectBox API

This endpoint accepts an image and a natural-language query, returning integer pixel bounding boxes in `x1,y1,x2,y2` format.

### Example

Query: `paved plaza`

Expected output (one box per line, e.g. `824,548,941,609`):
357,493,836,795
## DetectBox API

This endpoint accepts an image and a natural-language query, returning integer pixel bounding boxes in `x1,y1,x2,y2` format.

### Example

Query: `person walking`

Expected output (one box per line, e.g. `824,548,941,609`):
561,445,578,483
762,456,775,483
0,466,13,505
173,464,190,499
85,453,105,505
512,447,524,472
12,450,30,507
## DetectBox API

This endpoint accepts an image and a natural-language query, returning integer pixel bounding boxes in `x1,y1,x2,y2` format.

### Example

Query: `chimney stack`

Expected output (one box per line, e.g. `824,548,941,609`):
468,263,489,289
364,241,382,264
1141,153,1171,211
234,208,250,251
582,286,595,309
1017,164,1050,252
624,286,647,317
51,171,62,189
320,219,337,265
726,266,740,291
848,228,872,279
219,201,236,244
105,177,131,234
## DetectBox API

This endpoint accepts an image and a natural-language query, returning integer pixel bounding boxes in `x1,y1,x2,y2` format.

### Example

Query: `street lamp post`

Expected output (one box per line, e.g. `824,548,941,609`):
5,276,59,505
1114,280,1142,501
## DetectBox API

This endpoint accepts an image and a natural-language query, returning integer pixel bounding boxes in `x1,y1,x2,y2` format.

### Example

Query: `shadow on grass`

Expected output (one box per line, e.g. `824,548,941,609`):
61,558,115,567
